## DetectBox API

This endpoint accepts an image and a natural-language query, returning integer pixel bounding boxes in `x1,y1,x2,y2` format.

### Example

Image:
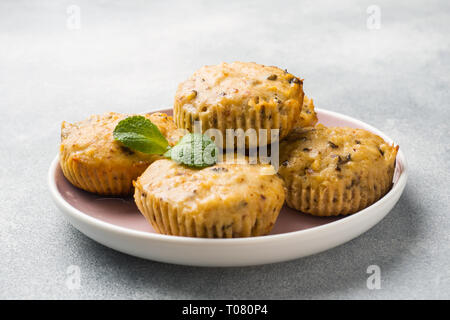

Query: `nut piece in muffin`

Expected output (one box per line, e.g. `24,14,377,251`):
60,112,184,196
174,62,304,147
297,95,318,128
134,159,285,238
279,125,398,216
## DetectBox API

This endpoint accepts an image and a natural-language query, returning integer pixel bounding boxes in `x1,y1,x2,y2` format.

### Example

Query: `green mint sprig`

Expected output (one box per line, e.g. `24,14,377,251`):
113,116,217,168
113,116,169,154
164,133,218,168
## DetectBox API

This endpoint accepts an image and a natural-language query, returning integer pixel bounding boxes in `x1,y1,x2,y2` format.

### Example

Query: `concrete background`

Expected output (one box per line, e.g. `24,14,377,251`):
0,0,449,299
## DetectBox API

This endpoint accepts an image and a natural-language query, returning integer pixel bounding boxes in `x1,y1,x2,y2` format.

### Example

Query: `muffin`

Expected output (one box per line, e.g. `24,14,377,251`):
174,62,304,148
297,95,318,128
134,159,285,238
279,125,398,216
60,112,184,196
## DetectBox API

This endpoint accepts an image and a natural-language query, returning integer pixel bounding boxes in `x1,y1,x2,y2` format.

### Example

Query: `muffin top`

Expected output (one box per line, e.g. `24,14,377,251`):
175,61,304,116
279,125,398,187
297,95,318,128
134,158,285,216
60,112,184,164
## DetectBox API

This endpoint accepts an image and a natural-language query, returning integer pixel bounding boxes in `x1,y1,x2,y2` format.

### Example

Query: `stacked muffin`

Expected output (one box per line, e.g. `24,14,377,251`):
174,62,304,147
59,61,399,238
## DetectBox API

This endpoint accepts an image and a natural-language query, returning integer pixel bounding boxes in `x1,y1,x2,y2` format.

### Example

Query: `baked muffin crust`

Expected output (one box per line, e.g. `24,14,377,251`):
134,159,285,238
297,95,318,128
279,125,398,216
60,112,183,195
174,62,304,147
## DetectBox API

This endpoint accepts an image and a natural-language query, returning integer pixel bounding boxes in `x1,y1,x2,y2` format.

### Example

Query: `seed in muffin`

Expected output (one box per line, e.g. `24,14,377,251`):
328,141,339,149
337,154,352,165
211,167,228,172
120,145,135,155
267,74,277,80
289,77,302,84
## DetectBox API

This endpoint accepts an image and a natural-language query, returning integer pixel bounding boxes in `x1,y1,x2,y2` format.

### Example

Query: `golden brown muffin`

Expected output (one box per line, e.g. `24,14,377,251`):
174,62,304,148
60,112,184,196
297,95,318,128
134,159,285,238
279,125,398,216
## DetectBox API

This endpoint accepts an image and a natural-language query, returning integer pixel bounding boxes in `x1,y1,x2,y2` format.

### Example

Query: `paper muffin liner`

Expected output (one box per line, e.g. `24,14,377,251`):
134,184,284,238
59,150,150,196
296,95,318,128
174,96,303,148
284,167,395,216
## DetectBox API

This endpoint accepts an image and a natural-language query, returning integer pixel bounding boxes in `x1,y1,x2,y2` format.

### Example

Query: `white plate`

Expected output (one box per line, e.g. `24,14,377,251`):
48,108,408,267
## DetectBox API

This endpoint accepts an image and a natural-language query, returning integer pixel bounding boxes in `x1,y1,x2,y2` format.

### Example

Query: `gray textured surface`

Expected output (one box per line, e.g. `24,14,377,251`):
1,0,449,299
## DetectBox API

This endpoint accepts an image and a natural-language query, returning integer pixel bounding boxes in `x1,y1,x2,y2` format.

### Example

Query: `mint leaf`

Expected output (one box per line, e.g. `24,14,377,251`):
113,116,169,155
113,116,217,168
166,133,217,168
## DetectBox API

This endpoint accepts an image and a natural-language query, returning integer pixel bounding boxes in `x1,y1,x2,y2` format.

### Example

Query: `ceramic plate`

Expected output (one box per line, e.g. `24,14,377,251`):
48,108,407,266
